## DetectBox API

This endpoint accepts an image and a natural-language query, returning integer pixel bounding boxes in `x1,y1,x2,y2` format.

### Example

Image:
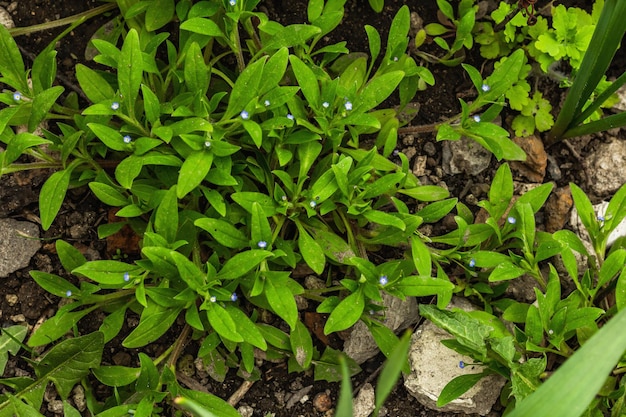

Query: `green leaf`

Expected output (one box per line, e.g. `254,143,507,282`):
365,25,381,62
76,64,115,103
336,357,353,417
89,182,129,206
184,41,209,95
297,222,326,275
88,123,132,151
416,198,458,223
141,84,160,125
289,55,320,107
223,57,266,120
145,0,174,31
195,218,248,249
73,260,142,285
395,275,454,297
39,168,72,230
0,326,28,375
29,86,64,132
123,302,183,348
0,24,27,92
118,28,142,116
92,365,140,387
170,251,205,292
206,303,243,343
177,149,214,198
250,202,272,248
437,372,486,407
353,71,405,113
33,332,103,398
2,132,51,167
385,5,410,60
570,182,597,237
290,320,313,369
216,250,273,279
488,261,526,282
265,276,298,330
180,17,224,37
30,271,80,299
223,305,267,350
411,235,432,277
324,288,364,334
55,240,87,272
508,306,626,417
28,308,97,348
178,389,240,417
374,331,411,412
155,185,178,243
398,185,449,201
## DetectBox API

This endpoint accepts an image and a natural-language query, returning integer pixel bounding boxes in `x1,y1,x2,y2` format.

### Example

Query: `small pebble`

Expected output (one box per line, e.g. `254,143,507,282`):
313,392,332,412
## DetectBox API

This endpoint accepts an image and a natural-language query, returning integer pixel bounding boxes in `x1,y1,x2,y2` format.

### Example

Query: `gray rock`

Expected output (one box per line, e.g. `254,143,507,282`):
353,383,376,417
442,137,492,176
343,294,418,364
584,139,626,196
0,219,41,277
404,298,506,415
0,6,15,29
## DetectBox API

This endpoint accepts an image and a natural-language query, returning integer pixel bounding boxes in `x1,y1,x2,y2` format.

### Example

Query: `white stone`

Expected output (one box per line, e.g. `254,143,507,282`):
403,298,506,415
0,6,15,29
0,219,41,277
343,294,418,364
352,383,376,417
583,139,626,196
442,136,492,176
570,201,626,252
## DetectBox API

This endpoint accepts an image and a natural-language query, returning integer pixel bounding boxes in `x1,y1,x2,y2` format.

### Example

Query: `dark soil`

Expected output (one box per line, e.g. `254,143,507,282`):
1,0,625,416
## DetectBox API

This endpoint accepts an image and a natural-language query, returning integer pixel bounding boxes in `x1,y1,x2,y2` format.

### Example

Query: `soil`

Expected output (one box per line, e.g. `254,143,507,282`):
1,0,625,417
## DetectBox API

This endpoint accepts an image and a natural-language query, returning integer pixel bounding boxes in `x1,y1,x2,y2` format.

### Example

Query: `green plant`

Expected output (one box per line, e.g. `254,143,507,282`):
0,1,452,414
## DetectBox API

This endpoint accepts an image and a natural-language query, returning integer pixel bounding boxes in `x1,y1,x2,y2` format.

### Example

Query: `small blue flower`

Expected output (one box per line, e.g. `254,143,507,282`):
264,100,271,106
230,293,238,302
123,272,130,282
281,195,287,201
322,101,330,108
473,115,481,123
392,149,400,156
66,290,72,297
13,92,22,102
507,216,516,224
344,101,353,111
210,296,217,303
257,240,268,249
111,101,120,110
123,135,132,144
240,110,249,120
481,84,490,92
548,329,554,335
379,275,388,286
393,56,399,62
597,215,605,222
229,0,236,5
468,259,476,268
204,141,211,148
459,361,465,369
286,113,294,120
309,200,317,208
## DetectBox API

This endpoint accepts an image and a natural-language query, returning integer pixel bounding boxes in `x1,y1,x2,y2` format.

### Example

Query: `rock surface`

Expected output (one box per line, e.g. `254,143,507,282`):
404,298,506,415
583,139,626,196
442,137,492,176
343,294,418,364
0,219,41,277
352,383,376,417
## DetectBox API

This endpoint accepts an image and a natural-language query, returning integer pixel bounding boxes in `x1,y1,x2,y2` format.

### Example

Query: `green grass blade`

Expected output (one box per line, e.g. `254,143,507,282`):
507,307,626,417
335,356,353,417
561,112,626,139
571,70,626,127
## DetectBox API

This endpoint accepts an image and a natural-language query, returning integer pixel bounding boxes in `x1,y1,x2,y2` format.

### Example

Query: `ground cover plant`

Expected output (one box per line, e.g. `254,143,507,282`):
1,0,626,416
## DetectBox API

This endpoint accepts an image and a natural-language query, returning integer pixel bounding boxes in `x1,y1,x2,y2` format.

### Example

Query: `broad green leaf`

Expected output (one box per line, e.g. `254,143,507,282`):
88,122,132,151
0,24,27,92
385,5,410,60
289,55,320,106
262,24,321,51
92,365,140,387
141,84,160,125
118,29,142,116
398,185,449,202
215,250,273,279
31,332,103,399
416,198,458,223
177,150,213,198
515,182,554,213
155,185,178,243
178,388,240,417
0,326,28,375
2,132,51,167
290,320,313,368
315,347,361,382
488,163,513,218
324,288,364,334
0,396,44,417
297,222,325,274
184,42,209,95
123,302,183,348
297,141,322,185
353,71,405,113
180,17,224,37
488,261,526,282
606,182,626,233
115,155,143,189
89,182,129,206
30,271,80,299
223,305,266,350
99,307,127,343
251,202,272,248
206,302,243,343
265,276,298,330
259,47,289,95
170,251,205,292
232,191,277,215
597,249,626,289
395,275,454,297
570,182,597,237
223,57,266,120
145,0,174,31
363,210,405,230
55,240,87,272
28,307,97,347
410,235,431,277
311,228,355,264
437,372,487,407
76,64,115,103
29,86,64,132
195,218,248,249
365,25,381,62
508,306,626,417
40,168,72,230
73,260,142,285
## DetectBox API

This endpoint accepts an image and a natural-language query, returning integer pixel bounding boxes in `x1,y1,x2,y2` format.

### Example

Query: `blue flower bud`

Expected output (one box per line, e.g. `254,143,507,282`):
230,293,238,302
344,101,352,111
123,135,132,144
240,110,249,120
507,216,516,224
322,101,330,108
123,272,130,282
481,84,490,92
13,92,22,102
379,275,388,285
204,141,211,148
111,101,120,110
473,115,481,123
597,215,605,222
229,0,236,5
309,200,317,208
66,290,72,297
459,360,465,369
210,296,217,303
286,113,294,120
469,259,476,268
264,100,271,106
257,240,268,249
